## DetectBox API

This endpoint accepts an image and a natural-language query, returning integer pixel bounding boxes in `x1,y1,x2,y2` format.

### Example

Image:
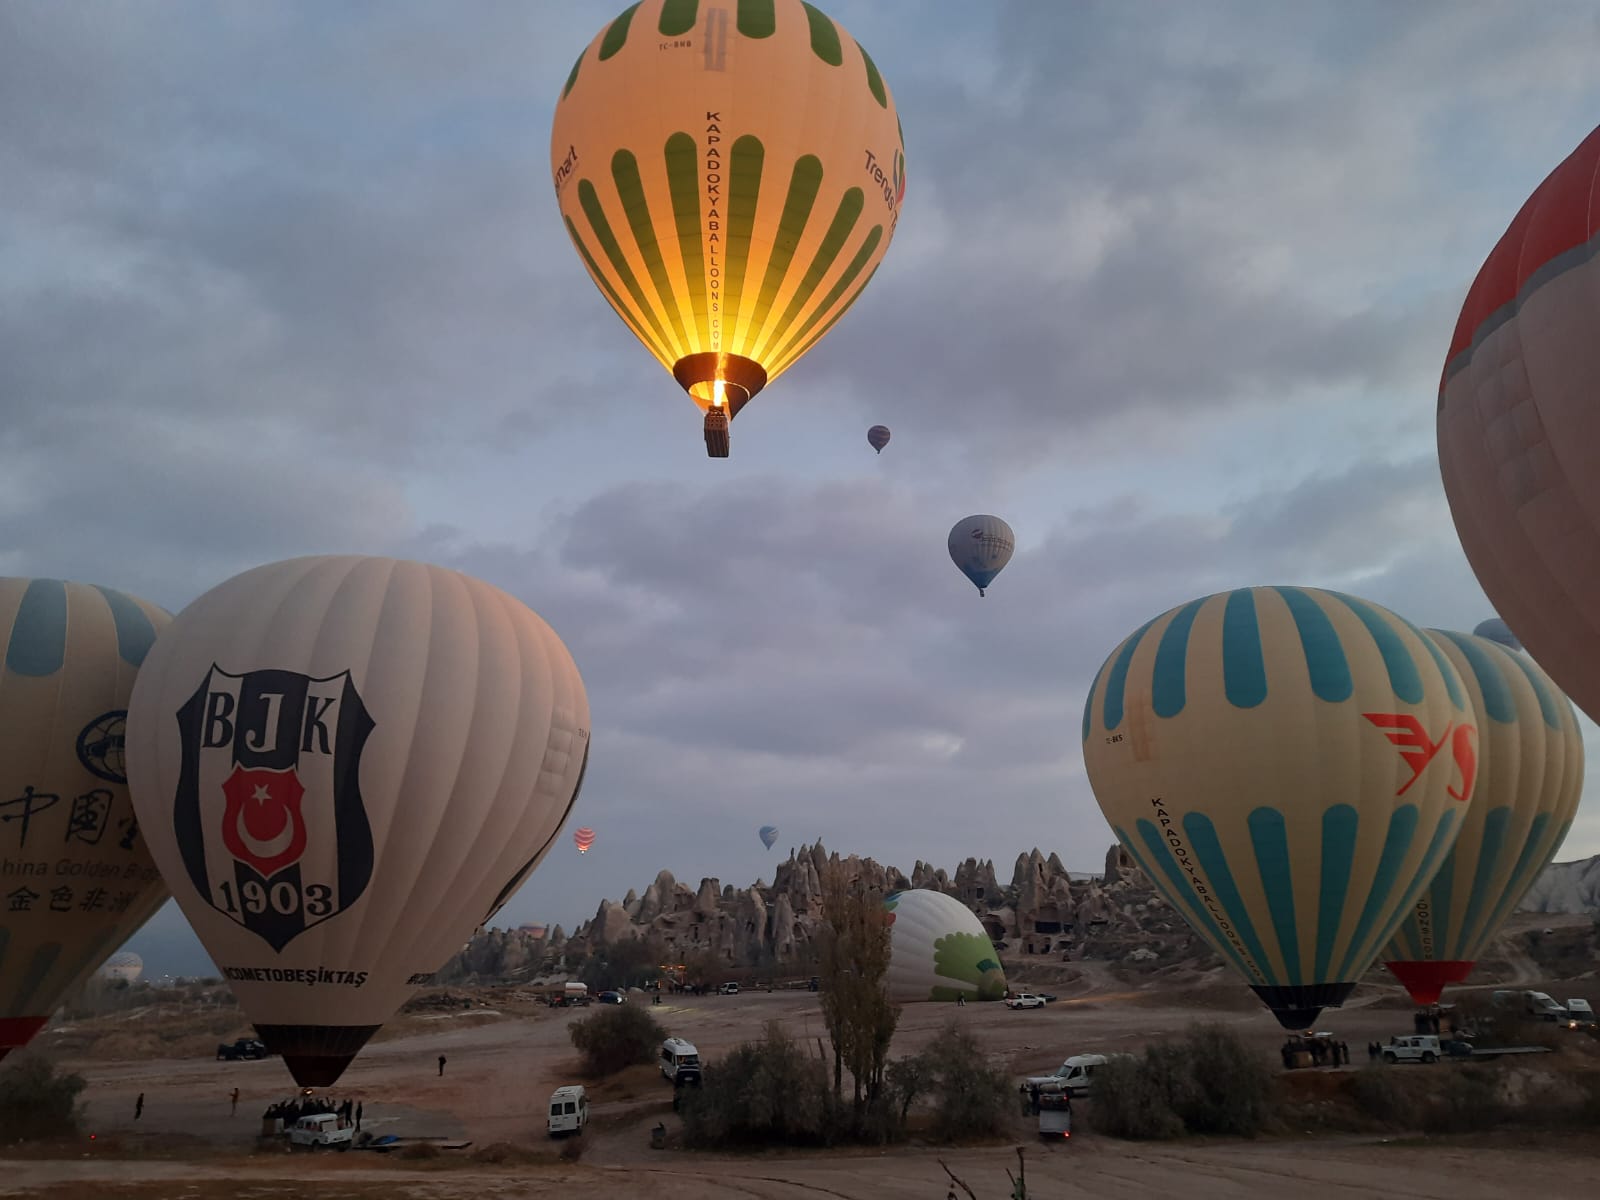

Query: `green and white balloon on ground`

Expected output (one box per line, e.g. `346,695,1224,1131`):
882,888,1006,1002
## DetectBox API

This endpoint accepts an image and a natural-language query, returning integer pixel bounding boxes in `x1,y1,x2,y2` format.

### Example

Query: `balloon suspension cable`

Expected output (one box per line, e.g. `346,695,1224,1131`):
979,587,986,598
704,404,730,458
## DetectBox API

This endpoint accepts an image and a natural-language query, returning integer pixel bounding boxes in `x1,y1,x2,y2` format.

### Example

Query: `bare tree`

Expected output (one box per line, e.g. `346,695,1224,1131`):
817,862,901,1119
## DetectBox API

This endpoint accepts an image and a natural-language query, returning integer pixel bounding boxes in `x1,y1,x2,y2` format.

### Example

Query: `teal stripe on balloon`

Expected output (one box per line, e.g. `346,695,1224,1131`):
1151,598,1205,718
1328,591,1423,704
1102,617,1159,732
1457,805,1511,954
93,585,160,667
1423,844,1458,959
5,578,69,676
1390,808,1459,965
1473,811,1554,956
1132,819,1254,979
1274,587,1352,702
1082,654,1111,743
1314,804,1359,981
1391,908,1423,961
1336,804,1421,982
1183,812,1278,985
1247,806,1302,983
1435,630,1513,722
1416,629,1467,711
1500,647,1562,729
1222,589,1267,708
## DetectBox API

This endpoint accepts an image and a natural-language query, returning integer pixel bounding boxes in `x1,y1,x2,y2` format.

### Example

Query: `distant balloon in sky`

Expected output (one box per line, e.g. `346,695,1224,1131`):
1082,586,1476,1030
948,516,1014,597
551,0,906,458
1382,629,1582,1005
574,826,596,854
0,579,171,1063
759,825,779,850
867,425,891,454
1438,124,1600,726
882,889,1006,1002
1472,618,1522,653
126,556,590,1088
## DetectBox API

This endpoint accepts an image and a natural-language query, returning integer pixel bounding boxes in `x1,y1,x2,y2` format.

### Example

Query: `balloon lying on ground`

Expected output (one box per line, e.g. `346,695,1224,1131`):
759,825,778,850
1082,586,1477,1030
1382,629,1583,1005
948,516,1014,597
551,0,906,458
0,579,172,1062
125,556,590,1088
1438,124,1600,726
867,426,891,454
574,826,596,854
1472,618,1522,653
883,888,1006,1002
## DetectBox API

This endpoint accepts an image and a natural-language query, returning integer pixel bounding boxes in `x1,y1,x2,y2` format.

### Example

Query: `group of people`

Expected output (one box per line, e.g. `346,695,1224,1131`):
1017,1082,1070,1117
263,1094,363,1129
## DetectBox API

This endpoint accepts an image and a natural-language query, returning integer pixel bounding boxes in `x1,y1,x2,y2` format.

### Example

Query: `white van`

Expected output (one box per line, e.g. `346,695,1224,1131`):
547,1085,589,1137
1025,1054,1108,1097
288,1112,354,1150
1565,998,1594,1028
660,1037,701,1083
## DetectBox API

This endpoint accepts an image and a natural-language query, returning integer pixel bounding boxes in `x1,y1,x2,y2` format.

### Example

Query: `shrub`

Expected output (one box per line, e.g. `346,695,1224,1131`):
1419,1067,1504,1134
907,1021,1013,1143
1348,1067,1407,1124
679,1020,833,1147
568,1003,667,1078
0,1053,87,1140
1088,1052,1183,1140
1090,1024,1273,1140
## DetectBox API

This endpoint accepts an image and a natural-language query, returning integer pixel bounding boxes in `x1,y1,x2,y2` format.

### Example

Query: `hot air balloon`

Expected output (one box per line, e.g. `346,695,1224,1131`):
125,556,590,1087
867,425,891,454
1438,124,1600,726
574,826,596,854
1473,618,1522,653
759,825,779,850
1082,586,1476,1030
948,516,1013,597
882,889,1006,1002
0,578,171,1062
1381,629,1583,1005
551,0,906,458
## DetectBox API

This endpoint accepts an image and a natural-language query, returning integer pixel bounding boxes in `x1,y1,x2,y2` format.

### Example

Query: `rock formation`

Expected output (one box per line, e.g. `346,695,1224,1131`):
1518,854,1600,914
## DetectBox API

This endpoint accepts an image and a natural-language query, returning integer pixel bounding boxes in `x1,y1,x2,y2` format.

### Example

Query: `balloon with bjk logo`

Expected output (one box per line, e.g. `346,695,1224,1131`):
125,556,590,1087
1081,586,1477,1031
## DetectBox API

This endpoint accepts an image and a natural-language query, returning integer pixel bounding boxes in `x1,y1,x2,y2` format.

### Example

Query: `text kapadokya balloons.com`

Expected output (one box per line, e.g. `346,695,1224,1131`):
882,889,1006,1003
948,516,1014,597
1082,586,1477,1030
1438,124,1600,725
759,824,779,850
125,556,590,1087
1381,630,1583,1005
0,579,171,1062
573,826,596,854
551,0,906,458
867,425,891,454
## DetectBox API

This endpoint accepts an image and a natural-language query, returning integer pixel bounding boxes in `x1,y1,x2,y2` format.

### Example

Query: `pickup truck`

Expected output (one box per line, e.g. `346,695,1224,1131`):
216,1038,271,1061
1006,993,1046,1010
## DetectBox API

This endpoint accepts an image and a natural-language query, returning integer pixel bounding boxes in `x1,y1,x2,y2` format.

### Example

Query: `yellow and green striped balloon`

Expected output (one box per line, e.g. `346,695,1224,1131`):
1082,587,1477,1030
551,0,905,455
1381,630,1583,1004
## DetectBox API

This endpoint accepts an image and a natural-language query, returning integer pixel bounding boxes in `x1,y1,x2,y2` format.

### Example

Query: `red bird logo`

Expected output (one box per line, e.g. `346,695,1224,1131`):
1362,713,1478,801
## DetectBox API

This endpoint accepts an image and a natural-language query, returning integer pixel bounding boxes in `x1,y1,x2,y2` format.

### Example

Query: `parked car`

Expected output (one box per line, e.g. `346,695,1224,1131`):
660,1037,701,1084
597,990,624,1005
718,982,740,995
548,1085,589,1137
1006,993,1047,1010
288,1112,353,1150
216,1038,270,1061
1026,1054,1109,1097
1383,1035,1441,1064
1564,998,1594,1029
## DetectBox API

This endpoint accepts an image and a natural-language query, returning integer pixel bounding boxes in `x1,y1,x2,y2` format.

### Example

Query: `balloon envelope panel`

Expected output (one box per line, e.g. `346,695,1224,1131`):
125,557,590,1086
948,516,1014,594
882,888,1006,1002
0,579,171,1060
1438,124,1600,726
759,825,778,849
1081,587,1475,1028
1382,631,1583,1003
1472,618,1521,652
867,425,891,452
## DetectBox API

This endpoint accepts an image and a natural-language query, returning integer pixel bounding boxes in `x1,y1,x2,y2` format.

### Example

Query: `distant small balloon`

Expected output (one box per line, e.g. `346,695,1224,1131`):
574,826,596,854
759,825,779,850
867,425,891,454
1473,618,1522,652
948,515,1014,597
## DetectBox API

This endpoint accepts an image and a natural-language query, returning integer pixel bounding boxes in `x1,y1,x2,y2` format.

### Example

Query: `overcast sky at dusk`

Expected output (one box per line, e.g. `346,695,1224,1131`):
5,2,1600,976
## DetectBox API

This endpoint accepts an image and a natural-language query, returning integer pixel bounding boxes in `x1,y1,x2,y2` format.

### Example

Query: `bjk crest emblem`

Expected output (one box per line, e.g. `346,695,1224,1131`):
173,666,375,952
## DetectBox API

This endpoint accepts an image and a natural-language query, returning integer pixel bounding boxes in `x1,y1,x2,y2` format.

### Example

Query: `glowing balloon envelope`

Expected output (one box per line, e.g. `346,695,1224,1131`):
867,425,891,454
1381,630,1583,1004
882,889,1006,1002
759,825,778,850
1472,618,1522,653
948,516,1014,597
0,579,171,1062
1082,586,1476,1030
125,556,590,1087
574,826,596,854
1439,124,1600,725
551,0,906,457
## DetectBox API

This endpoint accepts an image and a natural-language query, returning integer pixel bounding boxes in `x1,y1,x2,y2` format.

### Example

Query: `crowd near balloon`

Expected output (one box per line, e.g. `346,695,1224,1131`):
1,0,1596,1093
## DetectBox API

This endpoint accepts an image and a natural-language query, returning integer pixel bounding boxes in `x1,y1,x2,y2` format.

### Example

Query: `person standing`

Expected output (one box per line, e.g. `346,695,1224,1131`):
134,1093,144,1120
437,1054,446,1077
356,1102,363,1131
230,1087,239,1116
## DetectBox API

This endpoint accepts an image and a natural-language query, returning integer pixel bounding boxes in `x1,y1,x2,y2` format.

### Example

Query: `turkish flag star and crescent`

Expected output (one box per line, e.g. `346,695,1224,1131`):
220,764,308,878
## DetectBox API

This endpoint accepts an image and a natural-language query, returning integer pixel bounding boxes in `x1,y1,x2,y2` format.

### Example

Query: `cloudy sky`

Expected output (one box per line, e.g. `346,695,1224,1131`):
5,2,1600,976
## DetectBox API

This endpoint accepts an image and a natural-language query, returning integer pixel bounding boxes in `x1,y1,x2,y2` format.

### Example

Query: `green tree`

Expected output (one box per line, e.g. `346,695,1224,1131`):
0,1053,87,1140
817,864,901,1119
568,1003,667,1077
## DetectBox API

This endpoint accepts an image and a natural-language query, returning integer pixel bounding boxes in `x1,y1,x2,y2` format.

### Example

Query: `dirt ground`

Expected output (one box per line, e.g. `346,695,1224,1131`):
6,912,1597,1199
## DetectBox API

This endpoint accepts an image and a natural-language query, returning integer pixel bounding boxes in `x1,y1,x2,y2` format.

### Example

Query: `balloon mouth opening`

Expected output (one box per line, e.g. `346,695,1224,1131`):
1250,982,1358,1031
1385,960,1475,1006
674,353,766,419
255,1024,382,1088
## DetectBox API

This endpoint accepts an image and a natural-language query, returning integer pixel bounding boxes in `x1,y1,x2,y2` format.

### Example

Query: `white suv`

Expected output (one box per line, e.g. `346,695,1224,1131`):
288,1112,354,1150
1006,993,1046,1010
1382,1035,1440,1064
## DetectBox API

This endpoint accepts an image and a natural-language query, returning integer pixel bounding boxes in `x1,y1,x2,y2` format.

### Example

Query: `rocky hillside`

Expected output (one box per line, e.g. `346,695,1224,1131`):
1519,854,1600,915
